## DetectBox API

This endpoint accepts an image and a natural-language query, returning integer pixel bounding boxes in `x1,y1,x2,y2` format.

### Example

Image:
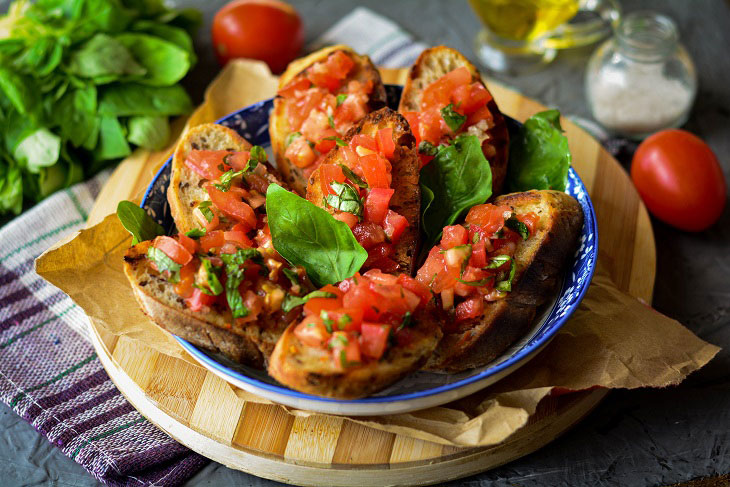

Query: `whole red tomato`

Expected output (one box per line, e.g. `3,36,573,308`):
212,0,303,73
631,129,726,232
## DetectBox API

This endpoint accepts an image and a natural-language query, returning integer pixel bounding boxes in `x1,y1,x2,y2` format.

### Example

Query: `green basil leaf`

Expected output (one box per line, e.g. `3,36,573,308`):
418,140,438,156
14,128,61,173
67,33,147,82
505,215,529,240
397,311,413,331
339,164,368,188
0,165,23,215
98,83,192,117
117,200,164,244
266,184,367,287
214,168,245,192
285,132,302,147
457,276,493,287
328,114,335,129
114,33,191,86
281,290,336,313
419,134,493,250
197,258,223,295
325,181,363,217
249,145,267,163
126,115,170,150
282,268,300,286
146,246,182,283
197,200,214,222
185,228,206,238
495,260,516,292
93,116,131,160
323,136,347,147
507,109,570,192
131,20,195,56
336,94,347,106
220,248,263,318
485,254,511,269
440,104,466,132
54,86,98,149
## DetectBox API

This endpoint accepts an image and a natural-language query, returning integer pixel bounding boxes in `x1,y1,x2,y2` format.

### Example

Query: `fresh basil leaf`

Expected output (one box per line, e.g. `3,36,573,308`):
418,140,438,156
328,114,335,129
496,260,516,292
281,290,336,313
117,200,164,244
441,104,466,132
131,20,195,57
147,246,182,283
14,129,61,173
339,164,367,188
196,258,223,295
197,200,214,222
285,132,302,147
457,276,493,287
98,83,192,116
115,33,191,86
126,115,170,150
266,184,367,287
282,268,300,286
507,109,570,192
485,254,511,269
336,94,347,106
505,215,529,240
0,68,37,117
249,145,267,163
323,136,347,147
93,116,131,160
220,248,263,318
325,181,363,217
54,86,98,149
214,169,245,192
0,165,23,215
185,228,206,238
420,134,493,250
397,311,413,331
67,33,147,82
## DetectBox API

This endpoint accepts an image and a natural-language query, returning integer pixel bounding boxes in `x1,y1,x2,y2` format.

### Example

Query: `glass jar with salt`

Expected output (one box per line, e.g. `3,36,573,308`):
585,11,697,139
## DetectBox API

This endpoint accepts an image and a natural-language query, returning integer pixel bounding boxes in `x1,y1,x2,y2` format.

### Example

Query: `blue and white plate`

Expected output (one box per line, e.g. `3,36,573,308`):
141,86,598,416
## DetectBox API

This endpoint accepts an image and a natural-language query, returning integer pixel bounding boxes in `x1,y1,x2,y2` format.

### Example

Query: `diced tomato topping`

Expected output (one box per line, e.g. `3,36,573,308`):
441,225,468,249
174,260,197,298
314,135,337,154
422,66,472,109
223,228,252,248
518,212,540,237
285,135,317,168
465,204,511,235
349,134,378,153
277,77,311,98
463,82,492,114
469,239,487,267
184,150,230,180
294,315,331,348
418,109,442,145
383,210,408,244
363,188,394,224
225,151,250,171
361,243,394,270
320,307,364,332
359,323,391,360
352,222,386,250
339,146,360,169
466,104,494,128
335,92,368,127
397,274,432,305
342,278,381,321
177,234,198,255
319,163,346,196
154,236,192,266
333,211,359,228
375,128,395,160
455,295,484,322
454,266,491,297
206,185,257,229
301,110,331,142
303,284,344,316
200,230,225,253
325,51,355,79
330,334,361,370
359,153,391,188
185,288,217,312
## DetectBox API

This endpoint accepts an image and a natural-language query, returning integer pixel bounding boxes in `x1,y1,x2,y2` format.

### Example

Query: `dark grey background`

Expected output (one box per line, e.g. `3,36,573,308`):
1,1,729,486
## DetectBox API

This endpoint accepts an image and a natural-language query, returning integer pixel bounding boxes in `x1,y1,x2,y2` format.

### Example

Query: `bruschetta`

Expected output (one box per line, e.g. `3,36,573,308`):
267,269,442,399
398,46,510,195
415,190,583,372
270,45,387,195
306,107,420,275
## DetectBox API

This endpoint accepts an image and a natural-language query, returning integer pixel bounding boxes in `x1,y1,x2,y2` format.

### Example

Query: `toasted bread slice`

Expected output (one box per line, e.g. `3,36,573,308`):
307,107,420,275
268,310,442,399
167,123,283,234
399,46,510,195
425,190,583,372
123,241,301,367
270,45,386,195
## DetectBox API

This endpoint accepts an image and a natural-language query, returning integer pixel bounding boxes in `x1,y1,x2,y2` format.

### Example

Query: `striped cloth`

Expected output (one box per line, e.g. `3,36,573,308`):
0,7,426,487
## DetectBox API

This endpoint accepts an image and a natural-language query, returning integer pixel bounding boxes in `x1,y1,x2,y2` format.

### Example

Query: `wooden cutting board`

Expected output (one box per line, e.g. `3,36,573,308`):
86,73,656,486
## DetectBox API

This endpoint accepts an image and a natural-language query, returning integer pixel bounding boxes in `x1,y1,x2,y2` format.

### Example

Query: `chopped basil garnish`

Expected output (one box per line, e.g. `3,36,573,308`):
505,214,529,240
197,201,214,223
328,333,348,348
418,140,438,156
281,290,337,313
185,228,206,238
248,146,267,171
398,311,412,331
320,310,335,332
220,248,263,319
336,94,348,106
323,136,347,147
282,268,300,287
457,276,493,287
328,114,335,129
214,169,245,192
195,258,223,296
440,103,466,132
337,313,352,330
339,164,368,188
116,201,164,245
146,246,182,283
285,132,302,147
496,260,516,292
485,254,511,269
325,181,363,217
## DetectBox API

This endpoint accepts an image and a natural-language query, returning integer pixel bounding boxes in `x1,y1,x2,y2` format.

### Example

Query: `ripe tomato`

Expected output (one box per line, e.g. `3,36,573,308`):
631,129,726,232
212,0,304,73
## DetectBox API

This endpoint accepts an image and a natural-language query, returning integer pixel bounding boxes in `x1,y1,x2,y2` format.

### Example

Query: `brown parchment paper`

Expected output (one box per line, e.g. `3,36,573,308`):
35,60,720,448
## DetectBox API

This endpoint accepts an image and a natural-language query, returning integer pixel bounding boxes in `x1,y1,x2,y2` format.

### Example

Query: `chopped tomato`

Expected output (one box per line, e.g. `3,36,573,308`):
320,307,363,332
319,163,346,196
359,153,391,188
441,225,468,249
463,82,491,114
333,211,359,228
177,233,198,255
402,112,421,145
518,212,539,237
294,315,331,347
184,150,230,180
363,188,394,224
330,333,361,369
360,323,391,360
154,236,192,265
339,145,360,169
465,204,511,235
397,274,432,305
335,93,367,127
314,134,337,154
421,66,471,109
466,104,494,128
207,185,257,229
352,222,386,250
303,284,344,316
174,260,197,298
285,134,317,168
455,295,484,321
454,266,492,297
200,230,225,253
225,151,251,171
185,288,217,312
418,109,442,145
383,210,408,244
342,278,381,320
301,110,331,142
325,51,355,79
469,239,487,267
277,77,311,98
223,228,252,248
416,246,460,293
376,128,395,160
361,243,394,269
349,134,377,153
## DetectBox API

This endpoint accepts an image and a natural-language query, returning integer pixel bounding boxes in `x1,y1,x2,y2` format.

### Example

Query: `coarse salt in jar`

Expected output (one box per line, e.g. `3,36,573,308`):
585,11,697,139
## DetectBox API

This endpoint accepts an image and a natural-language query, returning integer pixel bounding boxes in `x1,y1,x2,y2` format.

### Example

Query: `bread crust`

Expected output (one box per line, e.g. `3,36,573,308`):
270,46,387,195
398,46,510,195
424,190,583,372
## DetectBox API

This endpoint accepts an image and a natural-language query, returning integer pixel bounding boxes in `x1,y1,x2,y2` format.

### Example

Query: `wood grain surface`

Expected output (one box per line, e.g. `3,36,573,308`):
85,73,657,486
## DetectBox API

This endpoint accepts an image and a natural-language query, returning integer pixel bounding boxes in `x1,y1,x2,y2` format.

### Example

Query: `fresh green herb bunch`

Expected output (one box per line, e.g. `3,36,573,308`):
0,0,201,215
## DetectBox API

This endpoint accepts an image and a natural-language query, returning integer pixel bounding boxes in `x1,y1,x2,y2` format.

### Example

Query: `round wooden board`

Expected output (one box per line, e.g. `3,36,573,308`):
87,79,656,486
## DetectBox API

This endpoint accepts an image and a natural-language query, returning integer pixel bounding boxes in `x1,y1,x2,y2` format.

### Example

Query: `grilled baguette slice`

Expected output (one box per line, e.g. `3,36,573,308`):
123,241,301,367
399,46,510,195
270,45,386,195
167,123,283,234
268,310,442,399
425,190,583,373
307,107,420,275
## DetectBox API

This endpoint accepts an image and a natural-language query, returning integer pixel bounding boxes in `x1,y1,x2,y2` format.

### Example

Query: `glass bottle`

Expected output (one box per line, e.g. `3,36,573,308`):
585,11,697,139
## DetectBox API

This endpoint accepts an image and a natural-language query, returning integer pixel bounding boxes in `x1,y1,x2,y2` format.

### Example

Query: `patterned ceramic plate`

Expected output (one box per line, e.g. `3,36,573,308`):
141,86,598,416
